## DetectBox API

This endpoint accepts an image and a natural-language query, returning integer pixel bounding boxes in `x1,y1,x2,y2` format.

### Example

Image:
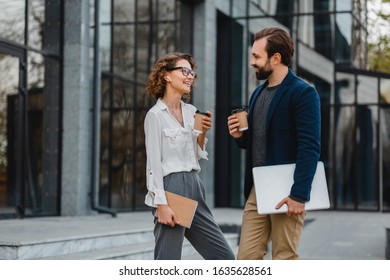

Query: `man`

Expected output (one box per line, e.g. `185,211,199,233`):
227,27,321,260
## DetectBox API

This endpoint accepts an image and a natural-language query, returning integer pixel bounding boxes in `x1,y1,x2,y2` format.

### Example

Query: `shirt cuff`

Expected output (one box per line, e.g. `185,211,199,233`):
197,137,209,160
145,188,167,207
289,194,306,204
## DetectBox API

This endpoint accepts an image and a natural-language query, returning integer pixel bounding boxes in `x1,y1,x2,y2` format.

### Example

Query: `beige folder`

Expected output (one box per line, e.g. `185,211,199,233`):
165,191,198,229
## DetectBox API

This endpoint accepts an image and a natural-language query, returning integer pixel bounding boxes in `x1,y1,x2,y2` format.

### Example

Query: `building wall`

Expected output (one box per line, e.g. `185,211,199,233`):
1,0,389,219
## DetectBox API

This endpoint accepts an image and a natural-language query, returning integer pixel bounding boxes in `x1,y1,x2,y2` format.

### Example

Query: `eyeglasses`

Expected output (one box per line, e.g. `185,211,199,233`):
166,66,197,78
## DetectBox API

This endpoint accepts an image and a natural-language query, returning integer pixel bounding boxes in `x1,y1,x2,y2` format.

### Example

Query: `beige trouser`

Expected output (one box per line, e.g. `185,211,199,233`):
237,187,306,260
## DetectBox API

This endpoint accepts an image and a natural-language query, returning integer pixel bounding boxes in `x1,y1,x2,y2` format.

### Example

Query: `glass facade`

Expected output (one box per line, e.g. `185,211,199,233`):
0,0,62,218
89,0,389,213
219,0,388,211
0,0,389,219
91,0,182,211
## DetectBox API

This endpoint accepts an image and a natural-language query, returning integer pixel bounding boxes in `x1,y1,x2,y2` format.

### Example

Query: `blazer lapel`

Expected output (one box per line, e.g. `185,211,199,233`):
265,69,295,132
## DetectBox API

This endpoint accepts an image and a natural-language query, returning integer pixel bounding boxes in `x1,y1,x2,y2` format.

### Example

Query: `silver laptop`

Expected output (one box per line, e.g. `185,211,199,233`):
252,161,330,214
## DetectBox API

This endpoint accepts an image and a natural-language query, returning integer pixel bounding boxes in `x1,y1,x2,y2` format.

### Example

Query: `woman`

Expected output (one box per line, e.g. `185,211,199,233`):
144,53,235,260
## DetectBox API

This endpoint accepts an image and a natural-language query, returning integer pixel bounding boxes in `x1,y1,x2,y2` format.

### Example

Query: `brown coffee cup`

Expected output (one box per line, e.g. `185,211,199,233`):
231,107,248,131
194,110,208,134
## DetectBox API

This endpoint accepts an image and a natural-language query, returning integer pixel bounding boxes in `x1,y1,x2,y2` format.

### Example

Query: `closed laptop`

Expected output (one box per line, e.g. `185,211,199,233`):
252,161,330,214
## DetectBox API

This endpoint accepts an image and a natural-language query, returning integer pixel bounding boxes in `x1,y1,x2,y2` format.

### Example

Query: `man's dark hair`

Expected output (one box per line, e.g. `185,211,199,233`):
254,27,294,66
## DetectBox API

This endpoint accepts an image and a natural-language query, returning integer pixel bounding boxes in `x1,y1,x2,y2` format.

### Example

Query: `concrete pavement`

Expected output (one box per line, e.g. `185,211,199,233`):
212,208,390,259
0,208,389,260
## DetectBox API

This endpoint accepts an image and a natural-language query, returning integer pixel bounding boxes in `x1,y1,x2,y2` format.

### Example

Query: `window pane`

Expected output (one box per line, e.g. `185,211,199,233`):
157,0,176,21
0,53,19,213
100,0,112,72
99,111,110,206
156,23,177,55
356,105,378,210
380,78,390,104
298,15,315,49
137,24,151,83
357,75,378,104
135,149,147,209
335,72,355,104
111,110,134,208
336,0,352,11
231,0,248,18
28,52,45,90
381,108,390,211
113,25,135,78
113,0,135,22
101,75,111,109
138,0,150,21
335,13,352,64
28,0,45,50
0,0,25,44
113,79,133,109
352,18,367,69
334,106,355,209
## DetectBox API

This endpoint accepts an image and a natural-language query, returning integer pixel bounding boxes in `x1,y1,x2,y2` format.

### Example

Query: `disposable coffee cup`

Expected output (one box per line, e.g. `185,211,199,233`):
231,107,248,131
194,110,209,134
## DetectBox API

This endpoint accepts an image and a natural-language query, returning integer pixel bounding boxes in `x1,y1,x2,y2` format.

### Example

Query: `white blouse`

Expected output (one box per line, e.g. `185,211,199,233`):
144,98,208,207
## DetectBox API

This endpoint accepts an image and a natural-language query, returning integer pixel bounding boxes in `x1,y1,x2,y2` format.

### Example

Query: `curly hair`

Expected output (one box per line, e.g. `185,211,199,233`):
145,52,198,102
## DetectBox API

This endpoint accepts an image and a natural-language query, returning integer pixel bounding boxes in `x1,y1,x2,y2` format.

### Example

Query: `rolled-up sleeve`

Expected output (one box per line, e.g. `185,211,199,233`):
144,112,167,207
196,137,209,160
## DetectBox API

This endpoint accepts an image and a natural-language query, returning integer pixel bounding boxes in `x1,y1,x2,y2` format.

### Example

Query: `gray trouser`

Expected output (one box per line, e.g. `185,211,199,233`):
153,171,235,260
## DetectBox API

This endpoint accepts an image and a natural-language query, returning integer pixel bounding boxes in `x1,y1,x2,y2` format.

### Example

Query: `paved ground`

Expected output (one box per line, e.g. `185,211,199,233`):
214,208,390,260
0,209,389,260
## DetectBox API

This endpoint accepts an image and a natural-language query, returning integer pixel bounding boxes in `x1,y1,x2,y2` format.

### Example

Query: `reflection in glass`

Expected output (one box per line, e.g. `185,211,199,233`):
137,24,151,81
28,52,45,90
336,0,352,11
28,0,45,50
100,0,112,72
157,23,177,56
231,0,247,18
380,79,390,104
157,0,176,21
357,75,378,104
381,108,390,211
334,106,355,209
111,110,134,208
298,16,315,49
113,25,135,77
99,111,110,207
355,105,378,210
113,0,135,22
25,87,44,215
0,0,25,44
93,0,182,210
0,53,19,214
113,79,133,109
352,18,368,69
335,72,355,104
335,13,352,64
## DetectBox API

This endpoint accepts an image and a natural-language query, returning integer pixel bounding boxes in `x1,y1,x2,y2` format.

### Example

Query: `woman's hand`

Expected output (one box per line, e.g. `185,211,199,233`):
201,111,212,133
196,112,212,149
155,204,180,227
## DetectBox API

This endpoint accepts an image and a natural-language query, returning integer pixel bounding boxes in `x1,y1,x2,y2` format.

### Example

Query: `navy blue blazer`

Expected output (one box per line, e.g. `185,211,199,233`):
236,69,321,201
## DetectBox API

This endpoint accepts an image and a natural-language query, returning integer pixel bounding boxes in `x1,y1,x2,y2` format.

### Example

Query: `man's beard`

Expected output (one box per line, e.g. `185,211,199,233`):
255,61,273,80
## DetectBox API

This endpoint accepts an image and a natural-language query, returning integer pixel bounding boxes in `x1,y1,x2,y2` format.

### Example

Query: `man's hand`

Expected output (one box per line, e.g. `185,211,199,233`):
227,114,245,138
276,197,305,215
155,204,180,227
